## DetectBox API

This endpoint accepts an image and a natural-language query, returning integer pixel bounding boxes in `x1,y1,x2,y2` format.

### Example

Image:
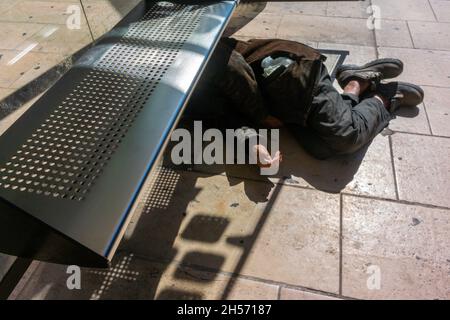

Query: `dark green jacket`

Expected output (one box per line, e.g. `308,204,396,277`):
213,37,327,126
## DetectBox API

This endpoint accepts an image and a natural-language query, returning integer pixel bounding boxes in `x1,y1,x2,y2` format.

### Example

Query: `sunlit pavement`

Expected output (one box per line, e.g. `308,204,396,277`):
1,1,449,300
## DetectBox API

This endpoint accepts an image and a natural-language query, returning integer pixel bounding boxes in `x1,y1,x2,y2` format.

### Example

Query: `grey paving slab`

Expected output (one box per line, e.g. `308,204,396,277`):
408,21,450,51
326,0,370,19
0,0,17,15
422,86,450,137
277,131,396,199
279,287,341,300
13,253,279,300
263,1,327,16
318,42,377,66
388,103,431,135
371,0,436,22
342,195,450,299
82,0,140,40
392,133,450,207
0,49,64,89
25,24,92,55
228,12,282,38
0,0,83,25
378,47,450,87
277,14,375,46
0,21,44,50
234,185,340,293
375,19,414,48
429,0,450,22
0,1,94,93
120,168,340,294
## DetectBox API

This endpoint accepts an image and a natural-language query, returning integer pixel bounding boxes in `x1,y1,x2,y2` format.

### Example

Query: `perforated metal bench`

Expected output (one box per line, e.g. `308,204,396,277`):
0,0,237,268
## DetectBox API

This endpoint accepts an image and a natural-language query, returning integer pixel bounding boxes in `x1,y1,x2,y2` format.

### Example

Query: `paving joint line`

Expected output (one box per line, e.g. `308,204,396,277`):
368,0,379,55
0,20,68,26
378,44,450,53
421,100,434,135
405,20,417,49
122,251,353,300
341,192,450,211
391,129,449,139
176,166,450,210
79,0,95,42
428,0,439,22
388,135,400,200
245,11,447,24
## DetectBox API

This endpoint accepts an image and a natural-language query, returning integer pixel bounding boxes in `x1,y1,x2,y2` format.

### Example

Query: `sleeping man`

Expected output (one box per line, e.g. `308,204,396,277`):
185,37,424,169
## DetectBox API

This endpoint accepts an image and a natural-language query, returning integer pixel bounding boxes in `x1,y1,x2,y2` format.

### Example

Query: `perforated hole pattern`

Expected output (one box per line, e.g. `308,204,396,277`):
0,2,204,201
141,166,180,211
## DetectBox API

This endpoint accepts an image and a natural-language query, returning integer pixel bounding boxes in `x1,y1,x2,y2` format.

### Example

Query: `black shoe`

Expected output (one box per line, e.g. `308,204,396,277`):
377,82,424,113
336,58,404,89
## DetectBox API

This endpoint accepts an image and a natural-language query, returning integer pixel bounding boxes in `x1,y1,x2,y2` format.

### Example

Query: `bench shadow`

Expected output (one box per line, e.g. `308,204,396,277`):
14,125,367,300
103,125,366,299
115,151,278,299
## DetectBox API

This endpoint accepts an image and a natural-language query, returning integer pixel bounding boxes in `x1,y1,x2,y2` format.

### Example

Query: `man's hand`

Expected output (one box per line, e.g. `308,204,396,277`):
252,144,283,169
261,115,284,128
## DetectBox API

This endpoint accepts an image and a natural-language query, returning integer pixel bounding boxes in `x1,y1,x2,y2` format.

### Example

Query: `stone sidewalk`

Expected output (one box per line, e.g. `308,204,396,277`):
1,1,449,300
0,0,140,101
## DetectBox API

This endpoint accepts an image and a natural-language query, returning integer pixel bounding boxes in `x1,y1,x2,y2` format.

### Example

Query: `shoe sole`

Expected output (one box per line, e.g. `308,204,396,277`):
397,81,424,106
337,58,404,87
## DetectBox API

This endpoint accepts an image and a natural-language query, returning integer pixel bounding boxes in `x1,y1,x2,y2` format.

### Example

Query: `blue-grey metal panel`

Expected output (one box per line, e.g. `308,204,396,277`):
0,0,237,267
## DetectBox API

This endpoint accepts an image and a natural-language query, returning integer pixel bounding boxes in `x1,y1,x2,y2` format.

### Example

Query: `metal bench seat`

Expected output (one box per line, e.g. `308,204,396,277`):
0,0,237,267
